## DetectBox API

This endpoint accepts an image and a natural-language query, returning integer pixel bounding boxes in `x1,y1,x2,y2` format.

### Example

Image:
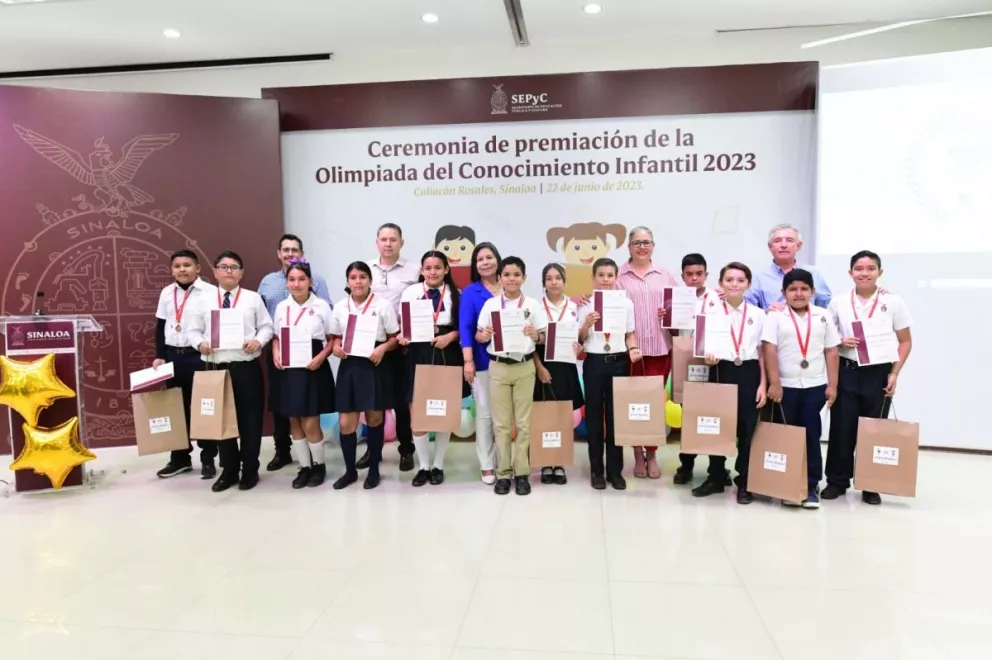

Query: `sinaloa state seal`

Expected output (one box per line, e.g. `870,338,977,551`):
2,127,207,448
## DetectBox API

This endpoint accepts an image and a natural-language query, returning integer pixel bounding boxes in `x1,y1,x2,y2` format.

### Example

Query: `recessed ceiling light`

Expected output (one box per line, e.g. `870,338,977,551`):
162,28,182,39
421,13,439,24
583,3,603,14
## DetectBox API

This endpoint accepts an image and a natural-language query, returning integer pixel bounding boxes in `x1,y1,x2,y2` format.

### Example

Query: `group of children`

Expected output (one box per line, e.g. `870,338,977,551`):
152,242,911,506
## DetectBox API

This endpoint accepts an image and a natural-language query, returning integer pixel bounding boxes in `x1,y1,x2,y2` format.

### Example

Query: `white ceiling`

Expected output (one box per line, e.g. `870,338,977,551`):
0,0,989,74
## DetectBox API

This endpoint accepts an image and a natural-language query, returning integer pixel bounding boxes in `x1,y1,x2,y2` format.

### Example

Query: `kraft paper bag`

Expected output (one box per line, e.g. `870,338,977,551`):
671,335,710,404
529,400,575,468
748,413,808,502
411,364,462,432
854,415,919,497
613,375,667,447
131,388,189,456
681,381,738,456
190,370,240,440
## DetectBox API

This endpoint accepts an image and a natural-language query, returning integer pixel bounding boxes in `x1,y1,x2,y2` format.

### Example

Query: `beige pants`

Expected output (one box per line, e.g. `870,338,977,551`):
489,359,536,479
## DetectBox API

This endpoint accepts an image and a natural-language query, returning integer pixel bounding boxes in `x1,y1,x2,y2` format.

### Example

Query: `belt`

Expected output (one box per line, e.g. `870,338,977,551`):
212,359,258,370
840,356,887,370
585,352,627,363
165,346,197,355
490,352,535,365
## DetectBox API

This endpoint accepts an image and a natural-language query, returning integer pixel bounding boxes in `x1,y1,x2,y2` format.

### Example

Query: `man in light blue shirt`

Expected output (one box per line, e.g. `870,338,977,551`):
746,224,832,311
258,233,332,470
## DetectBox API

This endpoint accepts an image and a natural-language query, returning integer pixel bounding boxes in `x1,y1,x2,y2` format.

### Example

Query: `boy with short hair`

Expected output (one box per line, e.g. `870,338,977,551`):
761,268,840,508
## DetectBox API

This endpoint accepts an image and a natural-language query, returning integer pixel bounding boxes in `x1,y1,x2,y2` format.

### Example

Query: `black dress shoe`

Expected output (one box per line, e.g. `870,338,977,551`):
724,471,734,487
737,489,754,505
514,476,531,496
238,472,259,491
399,454,415,472
267,451,293,472
553,467,567,485
609,473,627,490
861,491,882,505
591,474,607,490
356,448,370,470
211,471,239,492
821,484,847,500
430,468,444,485
363,473,381,490
412,469,430,487
307,463,327,488
333,471,358,490
292,467,311,489
156,461,192,478
494,478,512,495
673,468,693,485
200,462,217,480
541,467,555,484
692,478,726,498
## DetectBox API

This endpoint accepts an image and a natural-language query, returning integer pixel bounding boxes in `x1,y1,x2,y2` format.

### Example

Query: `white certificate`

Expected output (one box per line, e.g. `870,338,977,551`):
694,315,735,361
594,290,628,336
210,309,245,350
544,322,578,364
402,300,435,343
853,319,899,366
663,287,698,330
282,327,314,369
492,309,527,353
344,313,377,358
129,362,174,391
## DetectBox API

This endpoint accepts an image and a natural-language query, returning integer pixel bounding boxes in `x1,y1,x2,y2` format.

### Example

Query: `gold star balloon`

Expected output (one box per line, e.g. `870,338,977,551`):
10,417,95,489
0,354,76,426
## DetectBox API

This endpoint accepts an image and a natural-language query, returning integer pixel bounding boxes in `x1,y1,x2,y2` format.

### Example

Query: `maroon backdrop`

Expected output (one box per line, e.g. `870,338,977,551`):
0,85,283,453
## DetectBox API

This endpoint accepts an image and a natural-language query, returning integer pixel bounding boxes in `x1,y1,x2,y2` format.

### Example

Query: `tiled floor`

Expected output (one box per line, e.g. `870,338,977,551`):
0,440,989,660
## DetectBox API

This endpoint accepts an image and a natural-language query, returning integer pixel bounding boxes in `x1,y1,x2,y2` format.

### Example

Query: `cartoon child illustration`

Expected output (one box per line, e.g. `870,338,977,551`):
546,222,627,296
434,225,476,289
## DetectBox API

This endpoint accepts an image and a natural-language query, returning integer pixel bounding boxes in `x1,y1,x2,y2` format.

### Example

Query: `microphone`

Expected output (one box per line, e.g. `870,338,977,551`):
34,291,45,317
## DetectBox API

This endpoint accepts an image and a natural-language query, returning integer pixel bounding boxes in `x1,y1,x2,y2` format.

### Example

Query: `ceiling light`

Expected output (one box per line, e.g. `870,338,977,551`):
421,13,439,24
162,28,182,39
583,3,602,14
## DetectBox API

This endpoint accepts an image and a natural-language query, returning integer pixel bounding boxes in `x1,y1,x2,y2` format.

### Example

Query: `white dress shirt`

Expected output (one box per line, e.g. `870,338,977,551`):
761,304,840,388
156,277,212,348
330,293,400,343
828,289,912,362
478,294,547,359
712,300,764,362
400,282,456,328
186,285,274,364
535,297,580,329
577,295,636,354
273,294,335,340
370,258,422,314
683,287,718,338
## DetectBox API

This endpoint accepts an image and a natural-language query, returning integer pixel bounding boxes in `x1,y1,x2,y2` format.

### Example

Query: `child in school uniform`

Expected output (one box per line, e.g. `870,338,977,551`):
476,256,547,496
762,268,840,509
329,261,400,491
577,258,642,491
272,259,337,489
399,250,467,487
825,250,913,506
692,261,767,504
533,263,584,486
152,249,219,480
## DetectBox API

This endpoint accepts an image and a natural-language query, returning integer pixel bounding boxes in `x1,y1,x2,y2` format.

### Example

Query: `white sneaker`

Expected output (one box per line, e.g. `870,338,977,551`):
481,472,496,485
782,499,801,508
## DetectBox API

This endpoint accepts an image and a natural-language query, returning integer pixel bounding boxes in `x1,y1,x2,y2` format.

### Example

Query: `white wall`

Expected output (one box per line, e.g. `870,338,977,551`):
5,20,992,97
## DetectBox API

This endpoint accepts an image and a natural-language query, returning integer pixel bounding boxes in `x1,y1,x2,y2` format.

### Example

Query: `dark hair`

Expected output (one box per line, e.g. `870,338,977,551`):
417,250,461,325
592,257,618,276
213,250,243,268
279,233,303,252
344,261,373,295
681,253,707,271
542,262,566,286
435,225,476,245
170,249,199,264
469,242,502,283
286,260,312,280
719,261,752,284
498,256,526,277
377,223,403,238
782,268,814,291
850,250,882,270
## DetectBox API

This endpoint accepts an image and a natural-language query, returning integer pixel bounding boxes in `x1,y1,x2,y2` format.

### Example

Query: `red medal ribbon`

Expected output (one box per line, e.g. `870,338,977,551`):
348,292,376,315
286,304,309,327
501,294,525,309
422,284,446,325
543,297,568,323
217,287,242,309
787,306,812,363
173,284,193,326
850,290,880,320
723,300,749,361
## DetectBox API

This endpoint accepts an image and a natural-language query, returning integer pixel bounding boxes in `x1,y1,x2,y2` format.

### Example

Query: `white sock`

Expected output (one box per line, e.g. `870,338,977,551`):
413,433,430,470
433,432,451,470
310,440,325,466
293,439,311,466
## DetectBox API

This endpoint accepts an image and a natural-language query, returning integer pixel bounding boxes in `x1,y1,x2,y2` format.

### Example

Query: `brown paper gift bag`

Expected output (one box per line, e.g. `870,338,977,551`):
748,406,808,502
529,399,575,468
680,380,738,456
131,388,190,456
854,403,919,497
190,369,240,440
411,364,463,432
671,335,710,404
613,373,667,447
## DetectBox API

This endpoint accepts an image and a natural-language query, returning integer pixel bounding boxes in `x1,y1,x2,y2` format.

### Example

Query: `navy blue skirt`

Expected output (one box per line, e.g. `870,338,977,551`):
533,351,584,410
278,339,336,418
335,347,395,413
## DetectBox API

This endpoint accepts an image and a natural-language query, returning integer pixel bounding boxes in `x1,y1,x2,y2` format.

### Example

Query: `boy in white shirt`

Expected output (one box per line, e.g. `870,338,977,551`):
762,268,840,508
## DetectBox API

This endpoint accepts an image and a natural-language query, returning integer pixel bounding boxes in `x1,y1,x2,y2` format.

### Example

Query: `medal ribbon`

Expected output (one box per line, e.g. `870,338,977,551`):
348,292,376,315
422,284,446,325
788,306,811,363
543,297,568,323
501,293,525,309
723,301,749,361
217,287,242,309
286,304,309,327
850,290,880,320
173,284,193,327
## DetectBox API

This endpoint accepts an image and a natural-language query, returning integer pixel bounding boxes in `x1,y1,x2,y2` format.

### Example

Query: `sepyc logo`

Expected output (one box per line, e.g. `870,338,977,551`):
491,85,562,115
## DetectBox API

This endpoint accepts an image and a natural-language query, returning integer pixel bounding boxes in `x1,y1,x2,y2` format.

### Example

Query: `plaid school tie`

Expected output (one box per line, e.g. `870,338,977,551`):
223,292,231,309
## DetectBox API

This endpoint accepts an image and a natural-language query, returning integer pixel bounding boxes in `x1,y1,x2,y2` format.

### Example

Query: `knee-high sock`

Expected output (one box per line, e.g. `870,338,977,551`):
413,433,430,470
309,440,325,465
366,424,384,476
433,432,451,470
293,439,312,467
340,432,357,474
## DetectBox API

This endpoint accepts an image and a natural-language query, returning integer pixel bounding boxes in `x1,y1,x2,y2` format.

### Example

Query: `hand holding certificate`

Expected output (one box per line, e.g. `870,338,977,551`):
544,322,579,364
851,319,899,366
280,327,314,368
662,287,697,330
210,309,245,350
343,313,378,358
401,300,435,343
593,290,628,335
492,309,527,353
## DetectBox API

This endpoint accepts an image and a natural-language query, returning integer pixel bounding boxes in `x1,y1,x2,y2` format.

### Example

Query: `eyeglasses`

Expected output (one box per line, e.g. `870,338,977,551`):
215,265,242,273
631,240,654,248
379,271,388,285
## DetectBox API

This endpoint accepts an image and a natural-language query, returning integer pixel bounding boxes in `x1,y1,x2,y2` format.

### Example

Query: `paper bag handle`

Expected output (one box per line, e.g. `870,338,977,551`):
766,402,789,425
878,396,896,421
539,381,558,402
